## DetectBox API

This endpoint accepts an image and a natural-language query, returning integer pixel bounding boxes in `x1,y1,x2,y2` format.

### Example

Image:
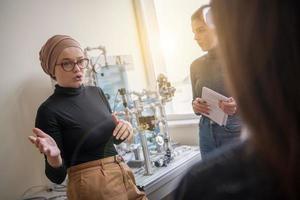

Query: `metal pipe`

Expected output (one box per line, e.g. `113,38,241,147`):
140,131,153,175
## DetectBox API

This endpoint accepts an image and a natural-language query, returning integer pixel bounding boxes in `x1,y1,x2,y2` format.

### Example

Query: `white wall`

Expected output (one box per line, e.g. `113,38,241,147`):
0,0,147,199
0,0,199,199
169,120,199,146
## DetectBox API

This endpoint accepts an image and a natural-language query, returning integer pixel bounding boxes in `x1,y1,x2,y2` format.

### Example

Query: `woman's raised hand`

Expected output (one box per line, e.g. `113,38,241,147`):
28,128,62,167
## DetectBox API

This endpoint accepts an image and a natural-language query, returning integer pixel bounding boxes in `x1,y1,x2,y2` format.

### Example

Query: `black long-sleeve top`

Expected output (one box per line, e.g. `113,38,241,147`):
35,85,123,184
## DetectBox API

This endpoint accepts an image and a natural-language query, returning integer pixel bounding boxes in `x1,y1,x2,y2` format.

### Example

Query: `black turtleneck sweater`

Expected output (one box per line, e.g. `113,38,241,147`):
35,85,122,184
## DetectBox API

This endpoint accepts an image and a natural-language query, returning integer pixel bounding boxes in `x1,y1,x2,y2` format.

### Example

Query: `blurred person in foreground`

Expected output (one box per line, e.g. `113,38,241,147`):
175,0,300,199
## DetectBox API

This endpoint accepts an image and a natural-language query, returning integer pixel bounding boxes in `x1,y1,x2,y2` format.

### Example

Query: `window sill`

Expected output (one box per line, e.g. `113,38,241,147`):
167,113,199,128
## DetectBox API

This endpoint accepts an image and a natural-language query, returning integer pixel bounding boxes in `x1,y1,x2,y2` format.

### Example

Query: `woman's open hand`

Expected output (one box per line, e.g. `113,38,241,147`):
28,128,62,167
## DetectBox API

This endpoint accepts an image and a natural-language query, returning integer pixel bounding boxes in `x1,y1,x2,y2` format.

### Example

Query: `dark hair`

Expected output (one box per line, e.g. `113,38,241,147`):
191,5,211,21
211,0,300,198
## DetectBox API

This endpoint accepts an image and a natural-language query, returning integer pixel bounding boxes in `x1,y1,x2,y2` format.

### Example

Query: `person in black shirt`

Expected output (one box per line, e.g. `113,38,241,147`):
28,35,147,200
175,0,300,199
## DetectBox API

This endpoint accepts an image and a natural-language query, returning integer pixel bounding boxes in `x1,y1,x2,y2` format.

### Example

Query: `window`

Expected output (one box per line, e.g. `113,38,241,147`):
153,0,209,115
134,0,209,117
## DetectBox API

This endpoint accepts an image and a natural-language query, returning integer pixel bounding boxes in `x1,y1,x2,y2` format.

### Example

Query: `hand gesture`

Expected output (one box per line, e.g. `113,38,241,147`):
219,97,238,115
192,97,211,115
28,128,62,167
112,114,134,142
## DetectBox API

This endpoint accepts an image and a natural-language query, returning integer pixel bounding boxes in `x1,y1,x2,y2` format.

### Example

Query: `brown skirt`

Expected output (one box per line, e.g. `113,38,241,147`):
67,155,147,200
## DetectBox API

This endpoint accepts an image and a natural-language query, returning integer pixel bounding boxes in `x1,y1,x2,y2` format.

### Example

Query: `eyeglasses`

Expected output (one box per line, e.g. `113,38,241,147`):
56,58,89,72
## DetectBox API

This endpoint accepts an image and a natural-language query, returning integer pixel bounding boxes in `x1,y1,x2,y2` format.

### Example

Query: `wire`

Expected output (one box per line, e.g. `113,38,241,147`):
20,185,48,199
52,184,67,192
48,195,67,200
112,90,119,112
22,197,47,200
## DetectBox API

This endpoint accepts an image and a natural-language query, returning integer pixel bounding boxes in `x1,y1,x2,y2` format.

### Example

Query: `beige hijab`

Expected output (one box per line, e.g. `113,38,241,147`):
39,35,82,79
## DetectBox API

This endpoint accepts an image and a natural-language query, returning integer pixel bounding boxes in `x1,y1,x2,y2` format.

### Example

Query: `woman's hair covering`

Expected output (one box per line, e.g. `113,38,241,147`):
39,35,82,79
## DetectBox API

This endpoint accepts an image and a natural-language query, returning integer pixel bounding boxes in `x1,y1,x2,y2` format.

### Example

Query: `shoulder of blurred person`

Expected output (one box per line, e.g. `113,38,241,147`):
174,139,285,200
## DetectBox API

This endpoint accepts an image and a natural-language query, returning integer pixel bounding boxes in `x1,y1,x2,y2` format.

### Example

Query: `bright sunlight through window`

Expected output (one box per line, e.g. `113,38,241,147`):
153,0,210,115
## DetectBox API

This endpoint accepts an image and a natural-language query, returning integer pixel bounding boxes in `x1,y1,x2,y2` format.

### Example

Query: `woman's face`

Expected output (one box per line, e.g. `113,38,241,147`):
54,47,86,88
192,18,217,51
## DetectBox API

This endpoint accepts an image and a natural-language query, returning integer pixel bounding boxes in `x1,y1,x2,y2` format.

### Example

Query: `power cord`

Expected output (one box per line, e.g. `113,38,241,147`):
112,90,120,112
20,185,48,199
20,184,67,200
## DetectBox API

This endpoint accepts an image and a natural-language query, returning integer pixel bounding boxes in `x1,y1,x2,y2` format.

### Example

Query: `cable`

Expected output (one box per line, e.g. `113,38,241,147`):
20,185,48,199
22,197,47,200
48,195,67,200
52,184,67,192
112,90,119,112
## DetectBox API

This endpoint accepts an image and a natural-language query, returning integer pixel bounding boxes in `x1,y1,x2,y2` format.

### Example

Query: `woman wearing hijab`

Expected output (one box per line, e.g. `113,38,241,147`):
28,35,147,200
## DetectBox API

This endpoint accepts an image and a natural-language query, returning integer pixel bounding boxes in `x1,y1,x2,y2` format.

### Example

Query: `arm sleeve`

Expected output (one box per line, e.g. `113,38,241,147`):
190,63,197,101
190,63,201,116
35,105,67,184
97,87,112,113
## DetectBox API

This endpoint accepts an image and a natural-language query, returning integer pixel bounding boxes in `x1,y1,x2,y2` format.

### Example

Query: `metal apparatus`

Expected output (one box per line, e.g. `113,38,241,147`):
84,46,177,175
83,45,107,86
114,74,175,175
